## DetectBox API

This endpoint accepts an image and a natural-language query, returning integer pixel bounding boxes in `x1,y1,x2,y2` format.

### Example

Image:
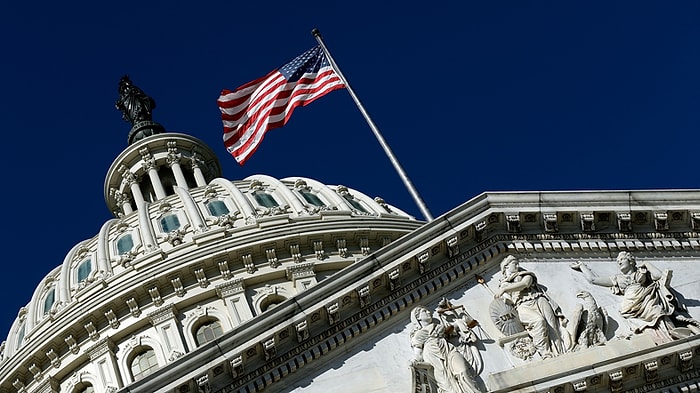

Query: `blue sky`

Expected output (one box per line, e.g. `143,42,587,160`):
1,2,699,337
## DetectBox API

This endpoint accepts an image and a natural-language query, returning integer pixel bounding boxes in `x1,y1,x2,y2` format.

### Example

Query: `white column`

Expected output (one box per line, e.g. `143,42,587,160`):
144,160,167,200
190,154,207,187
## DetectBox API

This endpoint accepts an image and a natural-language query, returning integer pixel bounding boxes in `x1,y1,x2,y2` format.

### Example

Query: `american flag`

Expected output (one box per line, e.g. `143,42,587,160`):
218,45,346,165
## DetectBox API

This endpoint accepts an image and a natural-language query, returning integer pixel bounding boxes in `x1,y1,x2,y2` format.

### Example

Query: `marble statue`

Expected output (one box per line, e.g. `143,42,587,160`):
410,304,482,393
569,291,608,350
571,251,700,343
494,255,572,359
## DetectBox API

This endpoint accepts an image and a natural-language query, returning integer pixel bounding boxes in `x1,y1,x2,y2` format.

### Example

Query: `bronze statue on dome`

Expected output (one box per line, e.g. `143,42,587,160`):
115,75,165,144
115,75,156,125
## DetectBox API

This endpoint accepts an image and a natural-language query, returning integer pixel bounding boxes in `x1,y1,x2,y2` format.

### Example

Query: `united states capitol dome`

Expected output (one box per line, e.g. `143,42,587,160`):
0,78,422,393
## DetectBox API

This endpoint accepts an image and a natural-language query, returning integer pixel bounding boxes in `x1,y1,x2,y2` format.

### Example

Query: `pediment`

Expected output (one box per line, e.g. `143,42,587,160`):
121,190,700,393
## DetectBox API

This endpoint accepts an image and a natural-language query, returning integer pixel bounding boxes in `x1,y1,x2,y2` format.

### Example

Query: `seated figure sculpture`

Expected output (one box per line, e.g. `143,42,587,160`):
410,304,482,393
494,255,572,359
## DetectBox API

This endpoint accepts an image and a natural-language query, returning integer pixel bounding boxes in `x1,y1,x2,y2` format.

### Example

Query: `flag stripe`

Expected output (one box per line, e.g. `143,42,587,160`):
228,75,345,162
218,46,345,165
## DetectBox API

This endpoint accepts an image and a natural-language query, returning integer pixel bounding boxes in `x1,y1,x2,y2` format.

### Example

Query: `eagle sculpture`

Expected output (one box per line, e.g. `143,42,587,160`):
571,291,608,350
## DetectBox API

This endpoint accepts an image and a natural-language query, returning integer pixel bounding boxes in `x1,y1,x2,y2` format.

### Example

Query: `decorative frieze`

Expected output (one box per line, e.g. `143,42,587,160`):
86,338,114,360
148,304,177,325
286,262,315,281
216,278,245,298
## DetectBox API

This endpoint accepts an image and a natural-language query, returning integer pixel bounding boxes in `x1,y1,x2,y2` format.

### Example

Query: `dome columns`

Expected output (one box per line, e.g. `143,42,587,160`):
105,133,222,218
140,148,167,200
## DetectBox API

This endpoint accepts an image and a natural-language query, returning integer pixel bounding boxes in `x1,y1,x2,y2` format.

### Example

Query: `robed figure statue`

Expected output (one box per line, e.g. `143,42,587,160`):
115,75,156,125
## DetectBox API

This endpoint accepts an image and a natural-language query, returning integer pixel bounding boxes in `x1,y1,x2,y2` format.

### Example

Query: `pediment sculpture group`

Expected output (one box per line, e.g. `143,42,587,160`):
409,252,700,393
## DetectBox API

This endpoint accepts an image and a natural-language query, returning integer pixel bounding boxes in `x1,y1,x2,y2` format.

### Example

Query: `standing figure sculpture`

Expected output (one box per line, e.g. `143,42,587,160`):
571,251,700,343
115,75,156,125
115,75,165,144
495,255,571,359
410,305,482,393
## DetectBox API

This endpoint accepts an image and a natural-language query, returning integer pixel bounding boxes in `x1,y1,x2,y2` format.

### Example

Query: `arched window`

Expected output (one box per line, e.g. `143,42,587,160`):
260,295,286,312
130,348,159,381
253,192,279,208
160,214,181,232
77,259,92,282
299,190,325,207
206,200,230,217
74,384,94,393
195,320,224,346
43,288,55,315
117,233,134,255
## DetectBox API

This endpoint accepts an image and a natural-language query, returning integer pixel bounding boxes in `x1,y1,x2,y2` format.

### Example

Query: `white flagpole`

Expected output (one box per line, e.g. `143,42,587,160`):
312,28,434,222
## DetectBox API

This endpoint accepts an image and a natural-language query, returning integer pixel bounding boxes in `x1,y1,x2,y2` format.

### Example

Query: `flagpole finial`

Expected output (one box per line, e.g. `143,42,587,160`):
311,28,322,38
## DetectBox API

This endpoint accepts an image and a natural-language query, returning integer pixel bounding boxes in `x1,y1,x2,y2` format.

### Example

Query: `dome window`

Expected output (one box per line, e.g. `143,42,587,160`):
77,258,92,283
76,385,94,393
130,348,159,381
160,214,181,233
117,233,134,255
206,200,230,217
43,288,55,315
253,191,279,208
343,195,369,213
195,319,224,346
300,190,326,207
16,324,25,349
